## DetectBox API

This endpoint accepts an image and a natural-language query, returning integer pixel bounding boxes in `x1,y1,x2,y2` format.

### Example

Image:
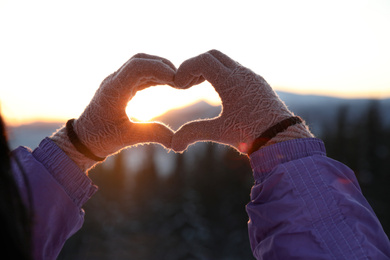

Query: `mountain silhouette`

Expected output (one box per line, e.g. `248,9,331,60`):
151,100,222,131
277,91,390,135
7,91,390,149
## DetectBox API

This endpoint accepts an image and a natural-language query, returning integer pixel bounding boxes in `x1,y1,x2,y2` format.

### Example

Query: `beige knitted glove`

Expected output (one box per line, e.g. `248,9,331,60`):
51,53,176,171
171,50,313,154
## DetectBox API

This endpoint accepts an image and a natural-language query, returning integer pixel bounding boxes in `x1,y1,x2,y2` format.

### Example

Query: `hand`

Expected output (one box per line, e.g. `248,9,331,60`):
52,53,176,171
171,50,313,154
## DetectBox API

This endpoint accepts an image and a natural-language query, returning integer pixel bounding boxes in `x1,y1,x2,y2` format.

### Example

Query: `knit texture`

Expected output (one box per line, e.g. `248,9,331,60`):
171,50,313,154
51,54,176,171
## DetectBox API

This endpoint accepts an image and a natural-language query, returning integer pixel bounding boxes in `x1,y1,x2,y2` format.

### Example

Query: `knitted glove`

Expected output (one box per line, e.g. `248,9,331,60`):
171,50,313,154
51,53,176,171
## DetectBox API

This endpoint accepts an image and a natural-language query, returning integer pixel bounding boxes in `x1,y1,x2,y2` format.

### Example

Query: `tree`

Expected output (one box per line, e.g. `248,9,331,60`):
322,100,390,236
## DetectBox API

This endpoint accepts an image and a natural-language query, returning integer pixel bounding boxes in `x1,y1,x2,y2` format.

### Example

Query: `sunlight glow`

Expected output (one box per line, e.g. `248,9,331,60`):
126,83,221,122
0,0,390,125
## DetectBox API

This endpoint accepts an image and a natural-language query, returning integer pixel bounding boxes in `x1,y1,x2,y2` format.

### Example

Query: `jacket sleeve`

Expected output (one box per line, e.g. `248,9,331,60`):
11,138,98,260
246,138,390,260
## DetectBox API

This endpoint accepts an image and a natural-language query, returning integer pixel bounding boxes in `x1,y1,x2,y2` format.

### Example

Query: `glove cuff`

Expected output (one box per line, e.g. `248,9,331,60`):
66,119,106,162
50,122,102,172
247,116,303,155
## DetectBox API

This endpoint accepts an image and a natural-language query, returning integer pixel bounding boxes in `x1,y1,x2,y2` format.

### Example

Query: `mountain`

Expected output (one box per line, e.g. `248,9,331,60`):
151,100,221,131
277,91,390,135
6,91,390,150
7,121,63,150
152,91,390,136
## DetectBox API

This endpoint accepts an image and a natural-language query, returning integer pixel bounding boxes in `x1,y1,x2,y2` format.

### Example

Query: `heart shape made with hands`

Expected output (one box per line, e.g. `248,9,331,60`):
138,50,294,154
58,49,310,174
53,50,309,173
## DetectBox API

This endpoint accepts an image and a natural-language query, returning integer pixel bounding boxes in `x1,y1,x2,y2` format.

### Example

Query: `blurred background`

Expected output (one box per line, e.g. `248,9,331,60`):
1,0,390,259
7,93,390,259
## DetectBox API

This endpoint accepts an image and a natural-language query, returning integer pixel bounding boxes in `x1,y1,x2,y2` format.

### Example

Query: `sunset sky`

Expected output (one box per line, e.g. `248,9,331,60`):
1,0,389,125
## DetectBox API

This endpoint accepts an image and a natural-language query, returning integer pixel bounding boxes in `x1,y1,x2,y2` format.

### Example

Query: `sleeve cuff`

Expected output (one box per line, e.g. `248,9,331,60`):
32,137,98,207
249,138,327,182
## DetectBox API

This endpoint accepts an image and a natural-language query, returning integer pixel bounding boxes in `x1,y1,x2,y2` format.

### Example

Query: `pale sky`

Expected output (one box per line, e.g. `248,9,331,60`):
1,0,390,125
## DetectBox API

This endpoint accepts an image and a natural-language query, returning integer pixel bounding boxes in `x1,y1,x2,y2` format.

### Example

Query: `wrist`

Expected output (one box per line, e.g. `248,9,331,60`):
50,123,102,172
264,122,314,147
246,116,314,155
66,119,106,162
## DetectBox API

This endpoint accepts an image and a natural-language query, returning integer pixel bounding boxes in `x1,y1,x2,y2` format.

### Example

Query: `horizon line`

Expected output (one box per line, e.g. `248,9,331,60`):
4,90,390,127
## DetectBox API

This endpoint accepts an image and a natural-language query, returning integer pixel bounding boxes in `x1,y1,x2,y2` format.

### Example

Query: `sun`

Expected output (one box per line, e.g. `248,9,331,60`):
126,83,221,122
126,87,170,122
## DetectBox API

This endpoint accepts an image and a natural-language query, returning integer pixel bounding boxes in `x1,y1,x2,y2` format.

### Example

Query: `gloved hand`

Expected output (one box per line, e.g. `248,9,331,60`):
51,53,176,171
171,50,313,154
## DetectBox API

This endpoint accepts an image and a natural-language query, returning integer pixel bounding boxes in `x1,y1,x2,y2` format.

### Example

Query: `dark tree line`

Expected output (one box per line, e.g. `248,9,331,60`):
59,143,254,259
323,100,390,234
59,100,390,259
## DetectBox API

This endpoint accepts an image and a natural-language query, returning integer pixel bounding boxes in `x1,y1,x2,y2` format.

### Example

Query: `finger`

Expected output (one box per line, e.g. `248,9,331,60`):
171,118,222,152
208,49,238,69
135,59,176,91
116,58,176,94
126,122,174,149
174,50,234,90
131,53,177,71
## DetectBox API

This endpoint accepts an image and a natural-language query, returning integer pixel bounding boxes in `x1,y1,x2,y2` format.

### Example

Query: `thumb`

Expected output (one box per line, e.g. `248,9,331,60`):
174,50,233,90
171,119,222,153
125,122,175,149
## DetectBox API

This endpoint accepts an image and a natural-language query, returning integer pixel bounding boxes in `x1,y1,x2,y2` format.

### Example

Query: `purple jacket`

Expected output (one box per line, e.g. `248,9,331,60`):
12,138,390,259
11,138,97,259
247,138,390,259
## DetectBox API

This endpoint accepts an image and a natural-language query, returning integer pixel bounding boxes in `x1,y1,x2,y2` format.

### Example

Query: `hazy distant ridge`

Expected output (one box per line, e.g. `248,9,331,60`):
277,91,390,134
7,91,390,149
152,100,221,131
